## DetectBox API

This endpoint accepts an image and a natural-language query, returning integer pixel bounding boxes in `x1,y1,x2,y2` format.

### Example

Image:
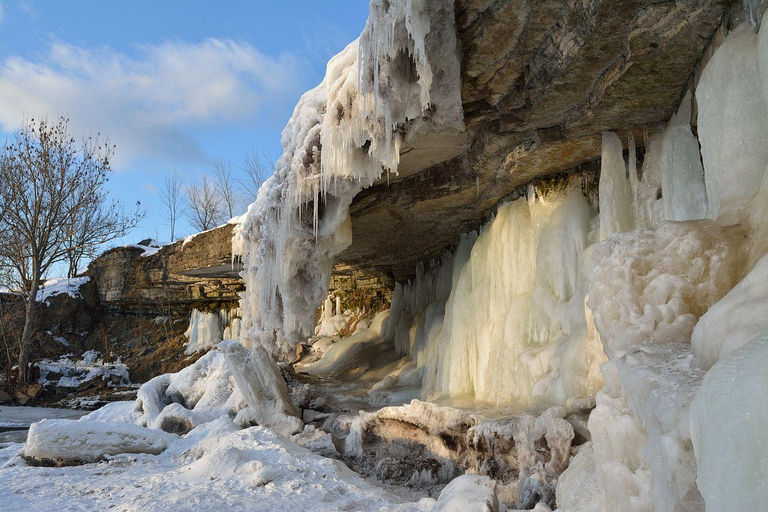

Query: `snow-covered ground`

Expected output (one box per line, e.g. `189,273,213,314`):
0,417,437,512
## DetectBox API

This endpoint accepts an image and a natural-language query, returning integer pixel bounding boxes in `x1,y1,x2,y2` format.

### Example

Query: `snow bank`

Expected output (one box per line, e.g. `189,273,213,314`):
23,419,175,464
35,276,90,303
4,416,436,511
690,333,768,512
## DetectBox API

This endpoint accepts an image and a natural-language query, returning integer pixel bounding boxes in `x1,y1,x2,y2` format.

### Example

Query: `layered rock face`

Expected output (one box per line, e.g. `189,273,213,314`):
87,225,243,314
339,0,730,280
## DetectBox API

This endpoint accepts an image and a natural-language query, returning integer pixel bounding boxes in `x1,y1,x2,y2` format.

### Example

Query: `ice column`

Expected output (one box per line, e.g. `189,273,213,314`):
598,132,635,240
697,23,768,224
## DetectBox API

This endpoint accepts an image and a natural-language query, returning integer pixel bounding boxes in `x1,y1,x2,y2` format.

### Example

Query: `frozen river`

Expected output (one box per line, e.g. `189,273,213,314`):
0,406,88,443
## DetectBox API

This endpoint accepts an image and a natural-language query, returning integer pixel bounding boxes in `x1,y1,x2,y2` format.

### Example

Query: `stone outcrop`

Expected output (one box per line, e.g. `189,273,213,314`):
337,0,732,280
87,225,243,314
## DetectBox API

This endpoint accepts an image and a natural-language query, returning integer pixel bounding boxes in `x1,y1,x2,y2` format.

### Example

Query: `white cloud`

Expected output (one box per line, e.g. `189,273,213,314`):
0,39,305,168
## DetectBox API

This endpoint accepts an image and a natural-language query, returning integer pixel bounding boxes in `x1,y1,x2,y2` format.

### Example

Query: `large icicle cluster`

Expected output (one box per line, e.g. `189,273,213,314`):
238,0,463,361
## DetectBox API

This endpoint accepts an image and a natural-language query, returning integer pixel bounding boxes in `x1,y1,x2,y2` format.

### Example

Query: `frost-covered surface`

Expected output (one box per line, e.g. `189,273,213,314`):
35,276,90,303
184,308,241,354
238,0,464,361
35,350,131,390
690,333,768,512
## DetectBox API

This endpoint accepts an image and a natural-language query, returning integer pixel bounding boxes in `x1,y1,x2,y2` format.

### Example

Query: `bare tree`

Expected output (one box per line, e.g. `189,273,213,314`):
239,148,274,203
186,175,225,232
159,171,185,241
212,158,241,219
66,196,144,278
0,117,142,382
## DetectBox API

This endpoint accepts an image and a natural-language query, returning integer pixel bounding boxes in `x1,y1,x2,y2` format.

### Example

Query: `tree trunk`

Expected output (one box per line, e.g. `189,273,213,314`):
18,273,40,383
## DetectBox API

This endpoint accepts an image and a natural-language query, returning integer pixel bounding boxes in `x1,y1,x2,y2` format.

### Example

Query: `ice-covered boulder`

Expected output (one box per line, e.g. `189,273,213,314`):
434,474,498,512
555,442,599,512
135,349,244,432
219,340,303,437
23,419,175,465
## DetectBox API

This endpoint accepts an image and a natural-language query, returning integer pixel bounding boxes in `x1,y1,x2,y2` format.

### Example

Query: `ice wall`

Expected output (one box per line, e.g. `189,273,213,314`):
238,0,463,360
691,333,768,512
581,19,768,512
427,186,604,407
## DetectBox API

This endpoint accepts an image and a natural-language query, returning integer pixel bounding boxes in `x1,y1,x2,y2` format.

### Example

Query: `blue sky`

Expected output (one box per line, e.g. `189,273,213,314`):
0,0,369,252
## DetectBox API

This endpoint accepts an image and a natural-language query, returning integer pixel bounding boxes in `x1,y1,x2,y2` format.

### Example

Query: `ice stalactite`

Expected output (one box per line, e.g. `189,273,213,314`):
633,132,665,228
659,92,709,221
238,0,464,361
697,22,768,225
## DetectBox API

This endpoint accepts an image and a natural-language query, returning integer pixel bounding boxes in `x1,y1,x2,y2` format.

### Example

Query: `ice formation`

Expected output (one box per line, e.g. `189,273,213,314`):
658,93,708,221
184,308,241,354
690,333,768,512
691,252,768,369
219,340,303,436
23,419,175,464
697,22,768,224
425,185,605,407
598,132,635,240
238,0,464,360
16,6,768,512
